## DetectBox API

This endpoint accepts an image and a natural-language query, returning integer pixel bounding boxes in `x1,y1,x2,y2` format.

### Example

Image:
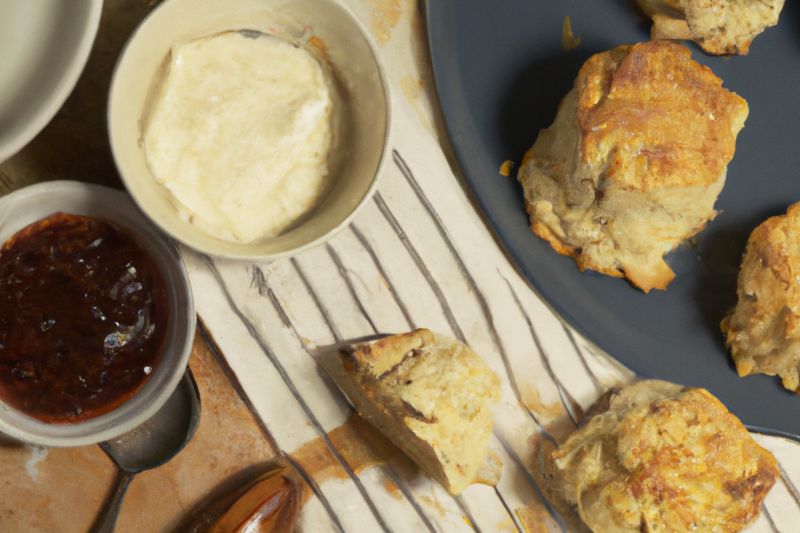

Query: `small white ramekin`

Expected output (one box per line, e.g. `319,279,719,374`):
0,181,195,447
108,0,391,260
0,0,103,163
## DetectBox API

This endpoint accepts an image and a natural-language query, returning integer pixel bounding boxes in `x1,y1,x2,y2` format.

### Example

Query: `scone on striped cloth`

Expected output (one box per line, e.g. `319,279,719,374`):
321,329,501,495
723,202,800,391
539,380,778,532
637,0,785,55
518,41,748,292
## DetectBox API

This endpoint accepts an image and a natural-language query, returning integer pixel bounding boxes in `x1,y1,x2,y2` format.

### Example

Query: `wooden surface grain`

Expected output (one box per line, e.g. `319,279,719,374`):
0,328,278,532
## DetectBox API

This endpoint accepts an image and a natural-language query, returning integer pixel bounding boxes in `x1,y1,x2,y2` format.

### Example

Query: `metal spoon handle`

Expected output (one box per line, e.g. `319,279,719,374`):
92,469,135,533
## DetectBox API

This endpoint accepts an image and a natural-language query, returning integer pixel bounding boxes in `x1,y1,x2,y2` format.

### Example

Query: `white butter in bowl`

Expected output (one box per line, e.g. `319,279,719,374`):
109,0,390,260
143,31,344,244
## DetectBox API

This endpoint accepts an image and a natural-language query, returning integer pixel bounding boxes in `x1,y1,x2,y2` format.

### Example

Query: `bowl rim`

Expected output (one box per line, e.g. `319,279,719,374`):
107,0,392,261
0,180,196,447
0,0,104,163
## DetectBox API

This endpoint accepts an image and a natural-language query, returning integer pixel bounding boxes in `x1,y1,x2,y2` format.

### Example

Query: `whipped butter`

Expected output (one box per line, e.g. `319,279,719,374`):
143,31,339,243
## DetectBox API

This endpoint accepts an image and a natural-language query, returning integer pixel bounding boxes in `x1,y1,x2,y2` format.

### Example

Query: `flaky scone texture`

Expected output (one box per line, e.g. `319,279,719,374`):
323,329,501,495
723,203,800,391
541,380,778,533
638,0,785,55
518,41,748,292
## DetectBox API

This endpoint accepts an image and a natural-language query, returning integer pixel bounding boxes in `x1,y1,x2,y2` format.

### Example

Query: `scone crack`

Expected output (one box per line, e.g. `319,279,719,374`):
400,399,438,424
376,348,422,380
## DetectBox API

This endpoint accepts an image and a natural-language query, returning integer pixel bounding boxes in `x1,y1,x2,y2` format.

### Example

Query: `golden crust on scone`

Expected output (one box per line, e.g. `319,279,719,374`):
578,42,745,191
638,0,785,55
320,329,501,495
722,202,800,391
518,41,748,292
540,380,778,533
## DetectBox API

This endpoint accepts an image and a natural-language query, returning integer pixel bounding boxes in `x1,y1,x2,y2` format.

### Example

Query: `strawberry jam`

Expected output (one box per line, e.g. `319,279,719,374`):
0,213,168,423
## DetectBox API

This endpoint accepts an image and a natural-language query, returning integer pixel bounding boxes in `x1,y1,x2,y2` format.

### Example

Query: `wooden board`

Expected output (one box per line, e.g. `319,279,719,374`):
0,327,278,532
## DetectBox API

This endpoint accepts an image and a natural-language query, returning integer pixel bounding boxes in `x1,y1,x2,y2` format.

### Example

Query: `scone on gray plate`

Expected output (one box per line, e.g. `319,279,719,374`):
540,380,778,533
518,41,748,292
723,202,800,391
320,329,501,495
637,0,785,55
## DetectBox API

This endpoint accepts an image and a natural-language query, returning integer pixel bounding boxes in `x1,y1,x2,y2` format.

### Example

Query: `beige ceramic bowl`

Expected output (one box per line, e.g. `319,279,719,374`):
0,0,103,162
0,181,195,447
108,0,390,260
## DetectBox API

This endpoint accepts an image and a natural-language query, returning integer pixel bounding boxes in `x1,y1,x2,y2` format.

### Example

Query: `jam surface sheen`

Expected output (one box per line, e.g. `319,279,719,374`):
0,213,168,423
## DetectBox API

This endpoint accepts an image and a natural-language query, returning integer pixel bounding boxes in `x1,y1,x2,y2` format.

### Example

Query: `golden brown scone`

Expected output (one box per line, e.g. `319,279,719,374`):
320,329,501,495
540,380,778,533
518,41,748,292
722,203,800,391
637,0,785,55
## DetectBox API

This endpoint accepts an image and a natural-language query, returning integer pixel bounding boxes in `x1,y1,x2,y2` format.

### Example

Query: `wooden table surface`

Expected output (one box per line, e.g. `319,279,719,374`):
2,1,800,531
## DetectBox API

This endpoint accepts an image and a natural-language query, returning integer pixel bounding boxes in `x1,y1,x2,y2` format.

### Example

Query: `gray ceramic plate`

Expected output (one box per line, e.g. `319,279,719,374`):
426,0,800,439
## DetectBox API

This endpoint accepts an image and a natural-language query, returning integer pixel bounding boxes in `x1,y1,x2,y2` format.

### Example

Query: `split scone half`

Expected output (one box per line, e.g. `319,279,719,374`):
637,0,785,55
321,329,501,495
518,41,748,292
723,203,800,391
540,380,778,533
